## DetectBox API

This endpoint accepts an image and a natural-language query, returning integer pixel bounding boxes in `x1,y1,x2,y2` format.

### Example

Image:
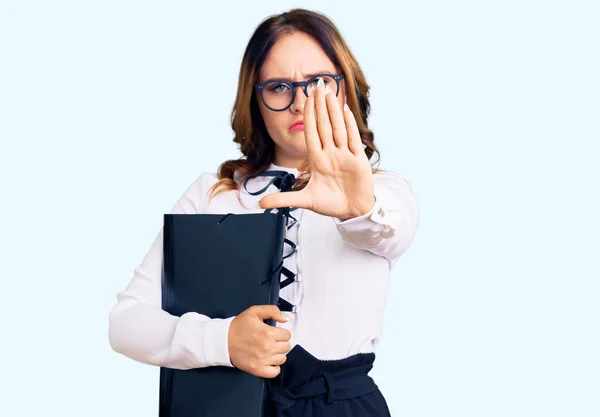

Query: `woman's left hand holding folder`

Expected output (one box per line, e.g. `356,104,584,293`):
259,78,376,221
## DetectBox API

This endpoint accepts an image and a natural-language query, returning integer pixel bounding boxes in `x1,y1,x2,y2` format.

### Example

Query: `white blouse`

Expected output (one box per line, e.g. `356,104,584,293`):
108,162,419,370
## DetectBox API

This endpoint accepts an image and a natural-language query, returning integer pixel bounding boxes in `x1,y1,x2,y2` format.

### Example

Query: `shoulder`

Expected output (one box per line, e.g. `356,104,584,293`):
186,171,220,196
169,172,221,214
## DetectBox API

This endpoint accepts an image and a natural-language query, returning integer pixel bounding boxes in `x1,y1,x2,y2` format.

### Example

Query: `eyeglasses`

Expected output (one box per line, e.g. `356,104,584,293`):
254,73,344,112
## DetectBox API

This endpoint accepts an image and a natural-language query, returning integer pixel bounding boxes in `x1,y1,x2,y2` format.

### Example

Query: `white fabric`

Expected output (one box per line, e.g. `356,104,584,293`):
108,163,419,370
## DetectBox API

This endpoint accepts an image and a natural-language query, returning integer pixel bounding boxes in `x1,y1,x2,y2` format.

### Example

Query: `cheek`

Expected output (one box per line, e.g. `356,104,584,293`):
258,102,280,130
259,107,290,144
335,81,346,108
262,112,286,133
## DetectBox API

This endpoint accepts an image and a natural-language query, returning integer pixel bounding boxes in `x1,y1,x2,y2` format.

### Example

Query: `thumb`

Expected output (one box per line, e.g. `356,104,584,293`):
253,305,288,323
259,190,308,210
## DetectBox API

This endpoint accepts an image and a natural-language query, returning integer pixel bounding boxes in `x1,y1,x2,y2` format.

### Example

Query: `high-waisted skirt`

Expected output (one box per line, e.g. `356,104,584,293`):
264,344,392,417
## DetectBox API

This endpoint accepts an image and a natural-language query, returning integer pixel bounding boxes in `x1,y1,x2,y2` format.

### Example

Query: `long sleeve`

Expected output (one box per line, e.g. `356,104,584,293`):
332,171,419,269
108,172,236,370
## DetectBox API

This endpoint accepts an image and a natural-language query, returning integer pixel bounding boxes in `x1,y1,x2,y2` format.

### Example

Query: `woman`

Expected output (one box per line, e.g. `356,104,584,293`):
109,8,419,417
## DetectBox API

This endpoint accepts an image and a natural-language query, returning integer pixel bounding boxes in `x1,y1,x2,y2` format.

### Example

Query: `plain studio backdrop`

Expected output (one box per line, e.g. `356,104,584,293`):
0,1,598,416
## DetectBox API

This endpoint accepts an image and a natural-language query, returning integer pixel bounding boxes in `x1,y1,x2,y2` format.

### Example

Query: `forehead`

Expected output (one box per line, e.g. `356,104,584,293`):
258,31,337,82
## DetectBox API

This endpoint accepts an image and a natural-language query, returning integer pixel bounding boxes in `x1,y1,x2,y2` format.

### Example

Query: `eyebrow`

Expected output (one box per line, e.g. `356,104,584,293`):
262,70,336,82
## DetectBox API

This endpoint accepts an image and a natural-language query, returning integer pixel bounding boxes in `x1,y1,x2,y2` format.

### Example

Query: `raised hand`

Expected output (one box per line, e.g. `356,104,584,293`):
259,78,375,221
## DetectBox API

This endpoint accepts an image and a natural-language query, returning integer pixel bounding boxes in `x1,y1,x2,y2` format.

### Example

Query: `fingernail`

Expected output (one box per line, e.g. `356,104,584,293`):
317,78,324,87
307,85,315,97
344,103,349,112
324,85,332,95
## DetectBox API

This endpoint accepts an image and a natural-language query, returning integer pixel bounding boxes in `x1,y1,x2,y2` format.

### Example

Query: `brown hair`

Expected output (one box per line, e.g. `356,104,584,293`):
209,8,380,200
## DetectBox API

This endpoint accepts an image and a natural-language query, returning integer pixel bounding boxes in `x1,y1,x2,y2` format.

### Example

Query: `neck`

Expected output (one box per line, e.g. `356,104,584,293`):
273,155,308,171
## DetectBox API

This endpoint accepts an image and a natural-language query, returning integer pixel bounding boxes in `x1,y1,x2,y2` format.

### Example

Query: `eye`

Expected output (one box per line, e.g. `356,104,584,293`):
310,76,333,87
267,83,290,93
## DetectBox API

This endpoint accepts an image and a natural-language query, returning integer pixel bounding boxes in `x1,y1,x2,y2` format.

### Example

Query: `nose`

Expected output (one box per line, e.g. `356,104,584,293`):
290,85,308,113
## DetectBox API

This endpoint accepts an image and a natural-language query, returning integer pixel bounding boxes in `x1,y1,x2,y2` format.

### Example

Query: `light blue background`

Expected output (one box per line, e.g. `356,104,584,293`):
1,1,598,416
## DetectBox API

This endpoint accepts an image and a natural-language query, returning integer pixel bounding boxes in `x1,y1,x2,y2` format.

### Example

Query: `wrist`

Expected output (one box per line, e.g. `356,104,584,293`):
340,195,376,221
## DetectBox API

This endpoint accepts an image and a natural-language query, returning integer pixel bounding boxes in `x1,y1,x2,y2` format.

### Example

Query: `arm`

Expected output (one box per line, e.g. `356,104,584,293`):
108,172,235,370
332,171,419,269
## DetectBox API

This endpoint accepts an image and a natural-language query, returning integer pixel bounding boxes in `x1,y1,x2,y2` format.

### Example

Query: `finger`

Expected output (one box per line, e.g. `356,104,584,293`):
315,80,334,149
262,365,280,379
274,341,292,354
271,327,292,342
253,304,285,322
343,103,364,155
326,90,348,148
269,353,287,366
258,190,311,211
303,95,321,153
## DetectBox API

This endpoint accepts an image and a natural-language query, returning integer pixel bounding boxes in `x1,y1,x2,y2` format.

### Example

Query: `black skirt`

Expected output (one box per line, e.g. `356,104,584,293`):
265,344,392,417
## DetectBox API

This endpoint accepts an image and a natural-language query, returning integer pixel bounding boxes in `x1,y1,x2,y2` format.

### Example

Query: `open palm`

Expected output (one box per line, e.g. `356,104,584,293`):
260,80,375,221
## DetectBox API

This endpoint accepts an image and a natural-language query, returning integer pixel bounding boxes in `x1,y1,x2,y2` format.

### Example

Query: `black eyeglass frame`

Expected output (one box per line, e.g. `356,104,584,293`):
254,73,345,112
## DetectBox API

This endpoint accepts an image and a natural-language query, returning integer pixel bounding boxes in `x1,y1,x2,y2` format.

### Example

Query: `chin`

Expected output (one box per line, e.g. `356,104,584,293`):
275,146,308,163
290,143,308,157
279,135,307,153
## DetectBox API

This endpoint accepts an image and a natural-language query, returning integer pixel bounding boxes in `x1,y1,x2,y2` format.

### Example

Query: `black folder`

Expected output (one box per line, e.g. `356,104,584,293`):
159,212,287,417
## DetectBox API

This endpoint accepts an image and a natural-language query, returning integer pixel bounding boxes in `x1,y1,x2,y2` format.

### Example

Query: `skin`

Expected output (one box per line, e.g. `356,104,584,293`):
256,31,376,220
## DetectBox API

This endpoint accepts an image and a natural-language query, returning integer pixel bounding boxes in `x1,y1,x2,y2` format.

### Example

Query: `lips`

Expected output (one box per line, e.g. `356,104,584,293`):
290,120,304,130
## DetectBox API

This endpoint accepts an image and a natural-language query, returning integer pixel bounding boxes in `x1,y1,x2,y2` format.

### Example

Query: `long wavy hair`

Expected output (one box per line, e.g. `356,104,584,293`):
209,8,380,199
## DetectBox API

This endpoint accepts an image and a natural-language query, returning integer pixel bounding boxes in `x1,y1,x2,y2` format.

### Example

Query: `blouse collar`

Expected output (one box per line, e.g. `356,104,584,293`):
267,162,299,177
237,161,307,196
